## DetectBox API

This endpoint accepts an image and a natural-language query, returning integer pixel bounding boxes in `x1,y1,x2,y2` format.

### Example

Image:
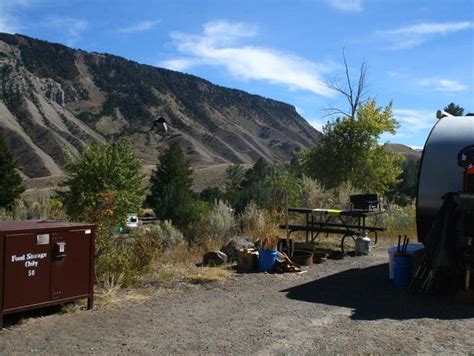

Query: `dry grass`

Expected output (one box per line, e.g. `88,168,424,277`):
154,263,232,285
61,283,155,312
241,202,283,242
94,288,153,310
92,238,232,311
18,163,249,199
153,239,233,285
381,204,417,239
142,163,252,192
23,175,63,190
61,300,88,313
192,164,252,192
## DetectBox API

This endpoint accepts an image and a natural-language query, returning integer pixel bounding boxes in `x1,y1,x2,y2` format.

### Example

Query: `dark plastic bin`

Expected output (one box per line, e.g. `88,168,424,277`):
259,249,277,272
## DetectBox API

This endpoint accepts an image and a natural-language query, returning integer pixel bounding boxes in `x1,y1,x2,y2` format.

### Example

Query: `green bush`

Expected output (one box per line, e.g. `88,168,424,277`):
147,142,204,233
0,197,65,221
380,204,417,236
95,238,134,286
154,221,185,248
331,181,358,210
95,226,164,287
298,175,333,209
200,187,223,203
226,161,302,214
206,200,236,239
264,166,300,211
57,139,146,228
239,201,280,241
303,99,403,194
0,132,25,210
128,229,163,274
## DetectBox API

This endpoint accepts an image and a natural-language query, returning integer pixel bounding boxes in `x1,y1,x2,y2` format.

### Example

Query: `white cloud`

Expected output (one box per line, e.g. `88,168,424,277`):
379,109,437,144
417,78,468,92
308,118,327,132
436,79,468,92
117,20,160,34
0,13,22,33
375,21,473,49
162,20,335,97
162,58,200,72
41,16,88,46
295,106,304,115
379,22,473,36
326,0,362,12
0,0,32,33
394,109,436,132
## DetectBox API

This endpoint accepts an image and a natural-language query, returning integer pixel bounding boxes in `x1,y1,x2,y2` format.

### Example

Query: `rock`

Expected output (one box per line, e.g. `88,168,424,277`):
253,239,262,249
202,251,228,266
41,79,65,106
221,235,255,262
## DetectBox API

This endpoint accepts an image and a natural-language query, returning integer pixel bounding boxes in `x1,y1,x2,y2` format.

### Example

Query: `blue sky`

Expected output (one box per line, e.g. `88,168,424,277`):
1,0,473,148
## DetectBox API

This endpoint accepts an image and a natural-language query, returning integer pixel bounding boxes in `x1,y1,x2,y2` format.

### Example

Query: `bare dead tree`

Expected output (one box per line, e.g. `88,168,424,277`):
324,51,368,119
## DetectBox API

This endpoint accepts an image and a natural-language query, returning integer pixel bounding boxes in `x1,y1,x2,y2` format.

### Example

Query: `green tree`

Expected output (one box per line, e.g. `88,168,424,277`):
0,132,25,210
229,159,272,212
223,164,245,206
388,158,419,205
241,158,270,189
304,55,403,194
288,150,305,178
444,102,464,116
57,139,145,226
200,186,223,203
264,166,301,211
225,164,245,192
146,142,204,230
234,180,269,213
304,99,403,193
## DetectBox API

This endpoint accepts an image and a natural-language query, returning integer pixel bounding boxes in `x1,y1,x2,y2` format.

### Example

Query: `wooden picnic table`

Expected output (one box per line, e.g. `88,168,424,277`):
280,207,385,253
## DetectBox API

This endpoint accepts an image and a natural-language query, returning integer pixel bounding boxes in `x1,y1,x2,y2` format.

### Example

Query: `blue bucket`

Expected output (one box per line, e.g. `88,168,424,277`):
259,249,277,272
393,255,412,287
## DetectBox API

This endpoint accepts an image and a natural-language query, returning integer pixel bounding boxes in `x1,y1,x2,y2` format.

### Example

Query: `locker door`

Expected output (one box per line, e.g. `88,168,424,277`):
51,230,91,300
4,233,51,310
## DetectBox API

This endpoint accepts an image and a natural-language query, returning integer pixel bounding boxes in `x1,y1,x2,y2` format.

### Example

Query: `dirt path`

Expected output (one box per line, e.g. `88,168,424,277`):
1,241,474,355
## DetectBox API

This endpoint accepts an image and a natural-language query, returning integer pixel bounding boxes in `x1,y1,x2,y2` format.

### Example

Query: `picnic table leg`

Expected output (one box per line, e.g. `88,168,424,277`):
305,212,309,243
323,215,332,240
341,234,348,254
341,234,358,254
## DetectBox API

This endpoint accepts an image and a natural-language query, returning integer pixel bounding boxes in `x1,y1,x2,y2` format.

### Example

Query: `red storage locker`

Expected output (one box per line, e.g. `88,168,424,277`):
0,220,95,328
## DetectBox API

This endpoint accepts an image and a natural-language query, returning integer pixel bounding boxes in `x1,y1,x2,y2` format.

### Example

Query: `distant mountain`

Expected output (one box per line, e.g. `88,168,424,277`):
384,143,422,162
0,33,320,179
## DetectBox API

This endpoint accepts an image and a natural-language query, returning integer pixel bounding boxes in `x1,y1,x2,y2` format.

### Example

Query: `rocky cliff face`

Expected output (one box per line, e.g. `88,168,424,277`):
0,33,319,178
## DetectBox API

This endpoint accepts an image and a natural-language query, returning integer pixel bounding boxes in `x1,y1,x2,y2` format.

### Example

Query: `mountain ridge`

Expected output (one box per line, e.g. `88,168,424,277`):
0,32,320,179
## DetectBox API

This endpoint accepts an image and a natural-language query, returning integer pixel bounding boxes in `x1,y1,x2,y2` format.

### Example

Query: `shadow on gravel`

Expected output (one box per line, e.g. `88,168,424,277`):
2,305,63,328
282,263,474,320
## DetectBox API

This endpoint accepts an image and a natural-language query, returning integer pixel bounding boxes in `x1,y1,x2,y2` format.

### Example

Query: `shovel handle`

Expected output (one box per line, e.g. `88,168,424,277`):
404,238,410,253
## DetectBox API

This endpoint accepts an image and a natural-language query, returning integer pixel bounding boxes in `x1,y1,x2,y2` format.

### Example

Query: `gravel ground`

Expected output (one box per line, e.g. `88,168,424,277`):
1,239,474,355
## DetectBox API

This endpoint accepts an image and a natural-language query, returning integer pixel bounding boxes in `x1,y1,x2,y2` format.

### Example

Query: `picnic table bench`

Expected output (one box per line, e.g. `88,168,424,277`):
280,207,386,253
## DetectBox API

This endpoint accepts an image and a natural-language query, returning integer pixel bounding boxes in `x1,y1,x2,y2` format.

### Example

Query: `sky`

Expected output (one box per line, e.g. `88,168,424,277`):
1,0,473,149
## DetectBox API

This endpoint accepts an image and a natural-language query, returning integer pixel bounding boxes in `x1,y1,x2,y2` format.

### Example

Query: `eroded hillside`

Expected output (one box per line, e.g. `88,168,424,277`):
0,33,319,178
